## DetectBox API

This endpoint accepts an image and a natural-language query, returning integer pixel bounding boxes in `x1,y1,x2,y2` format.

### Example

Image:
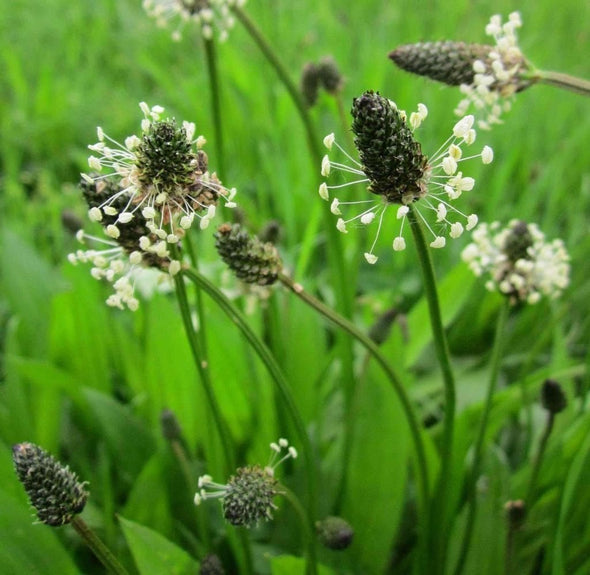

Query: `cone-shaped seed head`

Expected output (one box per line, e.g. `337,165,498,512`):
390,42,493,86
214,223,282,286
135,119,196,191
351,91,428,204
12,442,88,526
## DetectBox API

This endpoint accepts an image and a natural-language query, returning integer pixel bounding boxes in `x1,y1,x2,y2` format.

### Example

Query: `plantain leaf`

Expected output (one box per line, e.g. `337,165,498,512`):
119,515,199,575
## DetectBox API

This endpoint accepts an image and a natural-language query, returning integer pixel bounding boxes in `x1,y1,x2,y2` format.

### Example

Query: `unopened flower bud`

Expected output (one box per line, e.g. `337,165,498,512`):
160,409,184,442
300,62,320,107
200,553,225,575
257,220,282,245
504,499,526,530
368,307,399,345
317,56,344,94
61,210,84,235
12,442,88,526
316,516,354,550
541,379,567,414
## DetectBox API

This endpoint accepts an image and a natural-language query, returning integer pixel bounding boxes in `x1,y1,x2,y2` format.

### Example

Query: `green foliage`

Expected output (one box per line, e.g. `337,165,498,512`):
119,516,201,575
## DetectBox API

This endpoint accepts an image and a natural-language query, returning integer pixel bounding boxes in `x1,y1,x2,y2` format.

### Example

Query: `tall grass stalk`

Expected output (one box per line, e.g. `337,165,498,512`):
408,205,456,574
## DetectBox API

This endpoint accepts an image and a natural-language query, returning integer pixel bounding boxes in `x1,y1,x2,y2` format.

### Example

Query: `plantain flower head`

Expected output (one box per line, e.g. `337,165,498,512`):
69,102,236,310
320,91,492,264
143,0,246,42
461,220,570,304
194,438,297,527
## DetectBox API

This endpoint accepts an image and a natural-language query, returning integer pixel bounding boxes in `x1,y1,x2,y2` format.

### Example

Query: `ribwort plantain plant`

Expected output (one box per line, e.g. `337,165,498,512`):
4,4,587,575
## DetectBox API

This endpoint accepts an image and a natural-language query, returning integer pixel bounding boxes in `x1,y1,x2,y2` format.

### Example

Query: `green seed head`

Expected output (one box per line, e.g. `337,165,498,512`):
316,516,354,550
222,466,279,527
135,119,197,193
214,223,282,286
12,442,88,527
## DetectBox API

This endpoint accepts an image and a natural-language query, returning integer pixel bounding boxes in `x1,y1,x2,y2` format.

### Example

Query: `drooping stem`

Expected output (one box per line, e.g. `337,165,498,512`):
277,272,430,520
172,258,255,574
182,266,318,575
408,206,456,574
532,69,590,97
453,299,510,575
171,258,234,473
71,516,129,575
231,6,322,166
202,37,225,175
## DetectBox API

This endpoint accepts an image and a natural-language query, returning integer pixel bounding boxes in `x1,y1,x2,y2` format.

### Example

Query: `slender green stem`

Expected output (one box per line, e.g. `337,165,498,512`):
71,516,129,575
526,411,555,505
231,6,356,522
453,299,510,575
172,259,255,574
171,264,234,473
281,486,317,575
182,267,318,574
183,233,209,356
231,5,354,319
232,6,322,166
408,206,456,574
277,272,430,518
202,37,225,175
505,522,516,575
532,69,590,97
